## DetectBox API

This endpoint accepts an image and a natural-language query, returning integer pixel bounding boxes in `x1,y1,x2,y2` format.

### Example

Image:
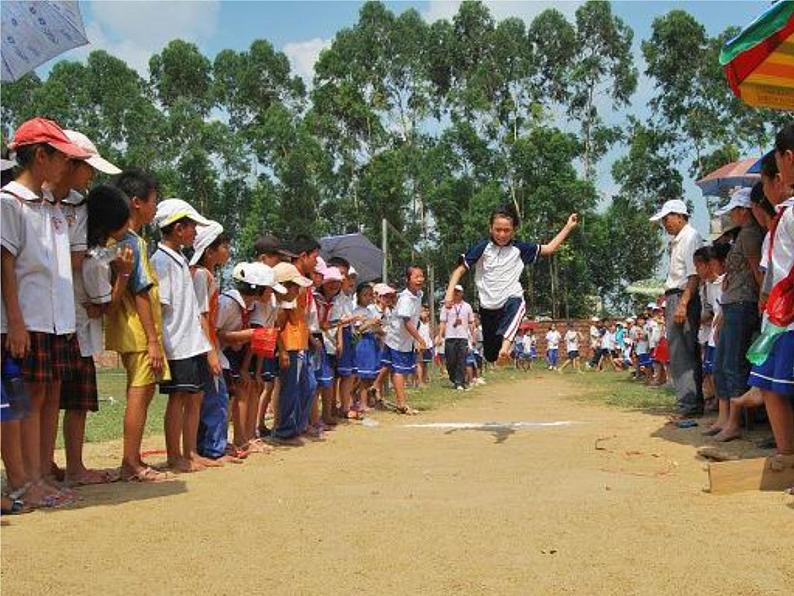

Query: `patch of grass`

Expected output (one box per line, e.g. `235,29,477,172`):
56,369,167,448
407,366,525,412
563,370,677,412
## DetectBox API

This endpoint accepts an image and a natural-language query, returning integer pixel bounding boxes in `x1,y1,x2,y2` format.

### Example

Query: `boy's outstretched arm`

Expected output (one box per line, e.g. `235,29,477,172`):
540,213,579,256
444,264,467,306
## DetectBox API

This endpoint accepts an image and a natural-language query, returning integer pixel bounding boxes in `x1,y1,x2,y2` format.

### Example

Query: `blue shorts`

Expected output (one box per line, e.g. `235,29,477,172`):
261,357,278,382
355,333,381,380
421,348,434,363
314,348,336,388
748,329,794,396
381,346,416,375
702,345,715,374
547,348,559,366
336,327,356,377
638,353,653,368
567,350,579,360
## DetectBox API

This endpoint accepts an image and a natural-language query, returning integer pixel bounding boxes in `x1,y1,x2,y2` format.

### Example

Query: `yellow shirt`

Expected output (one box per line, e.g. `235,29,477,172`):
105,230,165,353
280,289,310,351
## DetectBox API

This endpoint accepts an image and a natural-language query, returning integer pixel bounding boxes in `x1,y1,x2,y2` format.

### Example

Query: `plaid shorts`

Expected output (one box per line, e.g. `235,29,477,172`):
60,354,99,412
21,332,78,385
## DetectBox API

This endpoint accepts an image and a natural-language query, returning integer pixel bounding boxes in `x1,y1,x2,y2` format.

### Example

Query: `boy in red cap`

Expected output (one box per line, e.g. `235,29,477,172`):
1,118,90,508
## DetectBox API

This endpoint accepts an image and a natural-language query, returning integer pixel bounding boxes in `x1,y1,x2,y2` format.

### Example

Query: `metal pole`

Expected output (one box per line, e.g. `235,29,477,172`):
381,218,388,282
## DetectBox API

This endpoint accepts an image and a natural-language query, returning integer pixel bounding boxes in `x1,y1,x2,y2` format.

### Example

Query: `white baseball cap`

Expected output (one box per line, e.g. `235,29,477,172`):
590,316,600,322
649,199,689,222
314,256,327,274
454,284,464,292
154,198,212,229
646,302,657,309
233,262,286,293
64,130,121,175
716,187,752,216
189,221,224,266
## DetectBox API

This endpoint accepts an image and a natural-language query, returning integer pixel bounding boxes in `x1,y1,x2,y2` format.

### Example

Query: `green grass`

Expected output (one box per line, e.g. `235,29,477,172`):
57,369,167,448
562,369,677,413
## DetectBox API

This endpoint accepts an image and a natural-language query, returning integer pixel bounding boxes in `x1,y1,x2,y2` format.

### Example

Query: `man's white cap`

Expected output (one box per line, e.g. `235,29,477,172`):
348,265,358,277
716,187,752,216
233,262,286,294
646,302,657,309
189,221,224,266
64,130,121,175
454,284,464,292
649,199,688,222
314,256,327,274
590,316,600,322
154,198,212,229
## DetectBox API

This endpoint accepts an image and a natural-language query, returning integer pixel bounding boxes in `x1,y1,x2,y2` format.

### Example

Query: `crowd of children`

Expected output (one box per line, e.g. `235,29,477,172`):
0,117,448,514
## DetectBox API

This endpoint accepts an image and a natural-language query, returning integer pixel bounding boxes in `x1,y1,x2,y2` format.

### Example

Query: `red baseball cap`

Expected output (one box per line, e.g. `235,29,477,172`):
8,117,91,160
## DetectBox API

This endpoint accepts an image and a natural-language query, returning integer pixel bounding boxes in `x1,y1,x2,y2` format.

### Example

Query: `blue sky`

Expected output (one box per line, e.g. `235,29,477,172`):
43,1,769,233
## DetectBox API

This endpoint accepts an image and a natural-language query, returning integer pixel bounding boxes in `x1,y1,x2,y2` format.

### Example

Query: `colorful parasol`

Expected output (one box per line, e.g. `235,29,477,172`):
720,1,794,110
695,158,760,196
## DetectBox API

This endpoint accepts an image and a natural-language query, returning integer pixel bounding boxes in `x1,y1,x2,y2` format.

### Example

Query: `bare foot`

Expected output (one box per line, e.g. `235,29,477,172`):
714,428,742,443
168,458,204,473
193,455,224,468
65,468,116,486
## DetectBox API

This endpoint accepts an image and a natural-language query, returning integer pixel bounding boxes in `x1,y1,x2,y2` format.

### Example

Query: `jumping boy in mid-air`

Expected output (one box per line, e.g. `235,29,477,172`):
444,204,578,364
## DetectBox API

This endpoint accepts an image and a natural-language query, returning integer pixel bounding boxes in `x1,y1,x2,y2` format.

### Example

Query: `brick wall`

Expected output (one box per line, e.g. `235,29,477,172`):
520,318,600,360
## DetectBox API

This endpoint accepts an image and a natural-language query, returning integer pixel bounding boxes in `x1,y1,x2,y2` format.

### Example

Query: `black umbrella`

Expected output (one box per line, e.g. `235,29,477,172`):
320,233,384,283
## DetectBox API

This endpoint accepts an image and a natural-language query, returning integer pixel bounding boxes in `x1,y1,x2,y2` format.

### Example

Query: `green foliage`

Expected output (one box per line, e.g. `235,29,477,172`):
3,0,772,318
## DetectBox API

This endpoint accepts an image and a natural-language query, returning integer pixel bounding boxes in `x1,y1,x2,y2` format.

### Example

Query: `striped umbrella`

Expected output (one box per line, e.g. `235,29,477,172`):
695,158,760,196
720,1,794,110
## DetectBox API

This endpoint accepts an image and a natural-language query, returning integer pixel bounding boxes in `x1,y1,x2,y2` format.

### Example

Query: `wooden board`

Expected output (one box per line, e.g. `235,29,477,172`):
706,454,794,495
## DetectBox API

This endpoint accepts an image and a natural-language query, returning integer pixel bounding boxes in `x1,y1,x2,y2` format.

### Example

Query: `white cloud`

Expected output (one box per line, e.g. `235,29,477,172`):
422,1,581,24
283,37,331,83
42,0,220,76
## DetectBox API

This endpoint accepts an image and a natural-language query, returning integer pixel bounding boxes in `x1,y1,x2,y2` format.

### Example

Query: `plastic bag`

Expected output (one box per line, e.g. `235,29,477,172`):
250,327,278,358
766,268,794,327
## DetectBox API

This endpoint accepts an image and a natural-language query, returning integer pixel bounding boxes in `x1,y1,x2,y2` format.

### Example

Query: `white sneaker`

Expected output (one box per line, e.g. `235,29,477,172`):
456,386,465,392
475,377,486,385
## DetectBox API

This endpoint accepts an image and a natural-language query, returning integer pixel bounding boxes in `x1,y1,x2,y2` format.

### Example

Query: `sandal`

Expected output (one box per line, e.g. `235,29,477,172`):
396,405,419,415
122,467,171,483
1,483,33,515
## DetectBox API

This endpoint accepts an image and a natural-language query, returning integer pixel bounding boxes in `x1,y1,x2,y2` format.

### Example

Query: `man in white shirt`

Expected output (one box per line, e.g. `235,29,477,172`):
650,199,704,418
558,322,582,373
545,324,561,370
436,284,475,390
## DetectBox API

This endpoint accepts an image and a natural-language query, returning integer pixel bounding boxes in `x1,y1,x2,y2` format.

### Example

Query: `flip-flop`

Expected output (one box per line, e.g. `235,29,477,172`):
715,433,741,443
701,427,722,436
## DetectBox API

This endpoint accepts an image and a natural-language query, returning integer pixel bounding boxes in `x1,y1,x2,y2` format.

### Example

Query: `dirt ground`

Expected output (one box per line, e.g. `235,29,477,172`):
2,374,792,595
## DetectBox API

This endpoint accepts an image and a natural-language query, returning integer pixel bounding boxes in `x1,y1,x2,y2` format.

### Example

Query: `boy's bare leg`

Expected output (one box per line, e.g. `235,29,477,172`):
230,394,245,448
246,382,262,442
21,383,58,495
63,409,110,483
762,390,794,454
257,382,274,432
497,338,512,363
121,384,155,476
184,391,217,467
340,375,355,414
714,400,744,442
1,419,29,491
320,386,335,423
392,372,407,409
39,380,62,482
165,392,196,472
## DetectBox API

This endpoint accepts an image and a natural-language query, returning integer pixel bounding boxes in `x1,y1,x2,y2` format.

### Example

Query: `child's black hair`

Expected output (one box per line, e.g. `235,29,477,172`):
113,168,158,202
13,143,57,169
750,181,776,218
328,256,350,271
693,246,713,262
489,202,520,229
291,234,320,256
760,151,779,179
774,122,794,154
160,216,192,238
356,282,372,299
711,242,731,263
87,184,130,249
236,280,265,297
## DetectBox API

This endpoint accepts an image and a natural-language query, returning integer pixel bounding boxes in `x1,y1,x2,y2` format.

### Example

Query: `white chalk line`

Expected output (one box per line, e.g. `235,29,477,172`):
401,421,580,430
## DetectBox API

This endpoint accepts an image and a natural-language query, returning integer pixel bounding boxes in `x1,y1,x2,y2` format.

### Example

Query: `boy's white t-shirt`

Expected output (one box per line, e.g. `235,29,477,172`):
216,290,255,369
601,331,614,351
545,330,561,349
418,320,433,348
522,334,534,353
564,329,579,352
645,319,661,349
151,243,211,360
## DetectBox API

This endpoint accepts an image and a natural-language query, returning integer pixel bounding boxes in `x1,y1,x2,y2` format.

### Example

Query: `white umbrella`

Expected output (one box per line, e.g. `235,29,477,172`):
1,0,88,82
